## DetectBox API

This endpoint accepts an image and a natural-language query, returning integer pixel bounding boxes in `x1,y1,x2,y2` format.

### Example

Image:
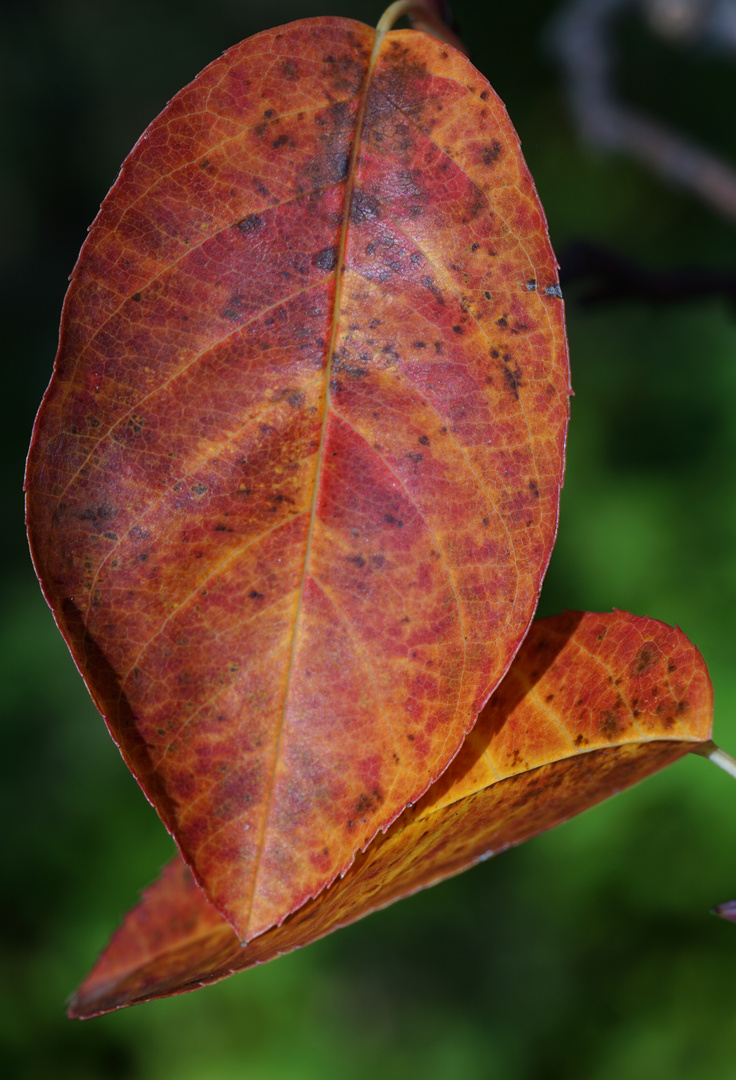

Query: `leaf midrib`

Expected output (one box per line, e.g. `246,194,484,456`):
243,22,395,940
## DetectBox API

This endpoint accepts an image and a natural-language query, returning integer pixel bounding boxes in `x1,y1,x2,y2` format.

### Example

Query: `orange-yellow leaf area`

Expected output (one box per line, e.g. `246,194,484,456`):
69,611,712,1018
25,17,570,942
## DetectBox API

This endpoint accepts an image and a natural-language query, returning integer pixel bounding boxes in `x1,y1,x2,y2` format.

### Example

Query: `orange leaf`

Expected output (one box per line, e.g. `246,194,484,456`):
68,610,712,1018
25,16,570,940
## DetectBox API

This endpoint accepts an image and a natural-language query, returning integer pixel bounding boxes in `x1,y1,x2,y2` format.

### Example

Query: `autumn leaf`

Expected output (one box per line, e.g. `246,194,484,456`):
25,12,570,941
67,610,712,1018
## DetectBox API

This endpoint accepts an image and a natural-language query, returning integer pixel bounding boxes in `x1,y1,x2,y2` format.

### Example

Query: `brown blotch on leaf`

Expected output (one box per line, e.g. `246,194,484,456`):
502,361,522,399
482,140,503,165
313,246,338,272
221,295,246,321
350,188,381,224
632,644,658,676
237,214,264,234
600,710,622,739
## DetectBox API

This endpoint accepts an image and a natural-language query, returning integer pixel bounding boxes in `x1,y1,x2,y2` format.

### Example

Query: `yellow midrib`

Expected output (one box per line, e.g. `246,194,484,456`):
242,20,392,941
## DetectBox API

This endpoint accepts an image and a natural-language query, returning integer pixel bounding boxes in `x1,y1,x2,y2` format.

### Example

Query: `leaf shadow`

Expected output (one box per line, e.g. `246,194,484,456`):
435,610,587,792
60,597,178,830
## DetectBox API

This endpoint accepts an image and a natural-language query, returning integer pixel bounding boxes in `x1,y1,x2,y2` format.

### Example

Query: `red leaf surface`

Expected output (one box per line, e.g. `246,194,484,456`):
25,16,570,941
68,611,712,1018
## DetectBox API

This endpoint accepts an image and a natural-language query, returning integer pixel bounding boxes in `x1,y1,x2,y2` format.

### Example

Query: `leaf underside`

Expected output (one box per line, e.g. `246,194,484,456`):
26,17,570,942
68,610,712,1018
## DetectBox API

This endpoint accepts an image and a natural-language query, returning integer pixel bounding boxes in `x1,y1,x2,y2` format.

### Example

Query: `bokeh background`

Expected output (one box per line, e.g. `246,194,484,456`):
3,0,736,1076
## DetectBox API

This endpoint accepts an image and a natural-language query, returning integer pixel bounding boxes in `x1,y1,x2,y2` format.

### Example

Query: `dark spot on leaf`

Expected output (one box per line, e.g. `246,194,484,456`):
419,435,429,445
502,360,522,399
78,501,115,524
351,188,381,223
237,214,264,234
482,140,502,164
313,246,338,271
221,295,246,321
632,644,657,675
423,277,445,305
600,710,621,738
249,590,264,600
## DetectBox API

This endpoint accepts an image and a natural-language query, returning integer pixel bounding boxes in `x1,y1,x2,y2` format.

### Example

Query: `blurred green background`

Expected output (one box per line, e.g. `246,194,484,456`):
3,0,736,1076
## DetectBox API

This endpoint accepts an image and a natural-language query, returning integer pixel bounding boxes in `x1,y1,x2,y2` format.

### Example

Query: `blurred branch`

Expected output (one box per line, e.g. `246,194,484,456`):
643,0,736,51
559,239,736,304
549,0,736,223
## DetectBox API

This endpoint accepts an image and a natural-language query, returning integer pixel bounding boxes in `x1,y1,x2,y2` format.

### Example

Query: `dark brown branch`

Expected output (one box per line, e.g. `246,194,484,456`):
559,239,736,306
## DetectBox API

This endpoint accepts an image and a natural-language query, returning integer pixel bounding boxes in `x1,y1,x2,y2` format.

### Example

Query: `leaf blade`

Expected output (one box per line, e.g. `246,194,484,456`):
26,18,569,942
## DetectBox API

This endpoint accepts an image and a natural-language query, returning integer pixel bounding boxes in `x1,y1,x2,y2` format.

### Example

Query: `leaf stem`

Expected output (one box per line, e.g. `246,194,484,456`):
376,1,468,55
692,740,736,781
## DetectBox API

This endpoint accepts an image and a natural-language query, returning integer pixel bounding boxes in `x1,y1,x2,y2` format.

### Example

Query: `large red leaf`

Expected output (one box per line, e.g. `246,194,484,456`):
25,16,569,941
68,611,712,1017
